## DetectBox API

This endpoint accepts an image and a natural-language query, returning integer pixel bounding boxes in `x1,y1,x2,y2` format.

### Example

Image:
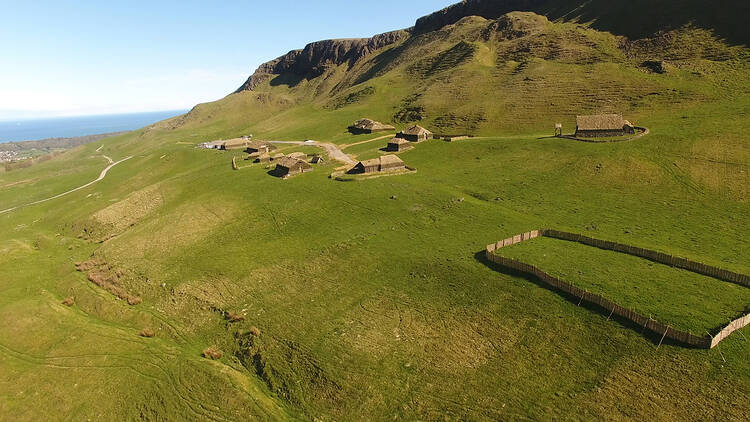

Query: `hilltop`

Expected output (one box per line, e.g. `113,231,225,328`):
1,1,750,420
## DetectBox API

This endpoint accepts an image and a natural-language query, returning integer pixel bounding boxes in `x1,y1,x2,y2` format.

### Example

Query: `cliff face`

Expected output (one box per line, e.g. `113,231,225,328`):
236,30,409,92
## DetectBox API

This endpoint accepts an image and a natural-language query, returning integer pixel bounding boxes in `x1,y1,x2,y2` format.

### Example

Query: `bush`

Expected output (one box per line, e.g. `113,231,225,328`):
139,328,155,338
203,346,223,360
249,326,261,337
226,312,245,322
62,297,75,307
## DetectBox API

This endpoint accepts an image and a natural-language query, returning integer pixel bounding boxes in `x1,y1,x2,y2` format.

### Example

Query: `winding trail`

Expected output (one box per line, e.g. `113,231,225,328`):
0,155,133,215
271,141,356,165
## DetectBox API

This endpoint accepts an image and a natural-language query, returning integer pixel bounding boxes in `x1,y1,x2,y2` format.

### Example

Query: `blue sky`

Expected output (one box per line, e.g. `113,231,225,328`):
0,0,456,119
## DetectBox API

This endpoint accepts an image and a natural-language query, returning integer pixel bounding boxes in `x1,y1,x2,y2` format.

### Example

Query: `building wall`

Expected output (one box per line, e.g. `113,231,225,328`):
575,129,625,138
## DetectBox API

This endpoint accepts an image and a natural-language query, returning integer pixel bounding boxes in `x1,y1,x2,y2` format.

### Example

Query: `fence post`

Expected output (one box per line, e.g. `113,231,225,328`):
657,325,670,349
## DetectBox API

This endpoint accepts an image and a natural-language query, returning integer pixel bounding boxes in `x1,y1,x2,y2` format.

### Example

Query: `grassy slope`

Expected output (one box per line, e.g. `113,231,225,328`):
1,12,750,422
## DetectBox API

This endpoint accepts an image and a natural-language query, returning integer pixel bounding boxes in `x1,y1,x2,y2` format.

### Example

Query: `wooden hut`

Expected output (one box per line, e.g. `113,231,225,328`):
379,155,405,172
575,114,635,138
254,153,272,164
245,141,276,154
273,157,313,178
311,155,325,164
397,125,432,142
386,138,411,152
348,155,405,174
288,152,307,160
348,118,396,134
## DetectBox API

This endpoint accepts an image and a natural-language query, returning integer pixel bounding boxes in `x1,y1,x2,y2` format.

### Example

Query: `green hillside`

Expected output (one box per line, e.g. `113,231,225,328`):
1,4,750,421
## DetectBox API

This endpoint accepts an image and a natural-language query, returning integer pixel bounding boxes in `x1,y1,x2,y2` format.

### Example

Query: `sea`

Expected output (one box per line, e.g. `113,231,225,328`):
0,110,188,143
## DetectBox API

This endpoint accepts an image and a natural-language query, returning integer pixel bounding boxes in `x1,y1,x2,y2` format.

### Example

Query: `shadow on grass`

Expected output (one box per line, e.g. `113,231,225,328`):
473,250,707,349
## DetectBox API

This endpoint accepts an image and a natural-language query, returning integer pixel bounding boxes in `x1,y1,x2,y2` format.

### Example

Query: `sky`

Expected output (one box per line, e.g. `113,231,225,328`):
0,0,456,120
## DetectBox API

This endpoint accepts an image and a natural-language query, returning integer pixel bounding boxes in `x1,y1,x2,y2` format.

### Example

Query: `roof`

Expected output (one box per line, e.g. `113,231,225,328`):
358,158,381,167
400,125,431,136
276,157,307,168
576,114,626,131
288,152,307,160
380,155,404,166
388,138,409,145
350,118,395,131
223,138,248,147
246,140,276,150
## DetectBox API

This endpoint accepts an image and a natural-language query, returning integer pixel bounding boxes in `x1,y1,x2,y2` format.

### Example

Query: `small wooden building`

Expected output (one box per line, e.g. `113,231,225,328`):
379,154,405,172
397,125,432,142
575,114,635,138
348,118,396,134
288,152,307,161
254,153,272,164
273,157,313,178
221,138,250,150
245,141,277,154
311,155,325,164
386,138,411,152
349,155,405,174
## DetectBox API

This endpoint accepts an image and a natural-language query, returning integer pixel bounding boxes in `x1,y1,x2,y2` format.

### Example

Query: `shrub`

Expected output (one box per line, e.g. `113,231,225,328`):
227,312,245,322
139,328,155,338
203,346,223,360
249,326,261,337
62,297,75,307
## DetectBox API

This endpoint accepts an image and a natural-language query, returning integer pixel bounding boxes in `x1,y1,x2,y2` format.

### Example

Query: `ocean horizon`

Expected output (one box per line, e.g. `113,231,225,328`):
0,110,188,143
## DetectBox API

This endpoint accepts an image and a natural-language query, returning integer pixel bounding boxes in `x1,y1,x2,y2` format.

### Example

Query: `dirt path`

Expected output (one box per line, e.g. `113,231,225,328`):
0,155,133,215
270,141,356,165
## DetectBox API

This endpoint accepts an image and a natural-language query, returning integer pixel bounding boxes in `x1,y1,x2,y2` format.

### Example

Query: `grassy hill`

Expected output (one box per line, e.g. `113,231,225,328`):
1,3,750,421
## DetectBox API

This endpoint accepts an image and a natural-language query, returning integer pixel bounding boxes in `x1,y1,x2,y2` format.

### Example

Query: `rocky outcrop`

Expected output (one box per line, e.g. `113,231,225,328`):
236,30,409,92
414,0,547,34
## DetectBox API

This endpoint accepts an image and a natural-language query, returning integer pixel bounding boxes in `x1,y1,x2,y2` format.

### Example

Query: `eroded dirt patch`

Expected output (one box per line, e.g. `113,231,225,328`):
75,259,143,305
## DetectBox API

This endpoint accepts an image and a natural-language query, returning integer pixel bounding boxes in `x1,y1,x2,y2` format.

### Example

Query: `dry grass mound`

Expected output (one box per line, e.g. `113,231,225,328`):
139,328,155,338
226,312,245,323
203,346,223,360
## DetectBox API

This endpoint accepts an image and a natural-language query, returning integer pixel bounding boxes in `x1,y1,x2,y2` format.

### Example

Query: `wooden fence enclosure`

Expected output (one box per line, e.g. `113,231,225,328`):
485,229,750,349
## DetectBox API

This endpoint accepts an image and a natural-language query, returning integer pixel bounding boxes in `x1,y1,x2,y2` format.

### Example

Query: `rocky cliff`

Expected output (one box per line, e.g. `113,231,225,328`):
235,30,409,92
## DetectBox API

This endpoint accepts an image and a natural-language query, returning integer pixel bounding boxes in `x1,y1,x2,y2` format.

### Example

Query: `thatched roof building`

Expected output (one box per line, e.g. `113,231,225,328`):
575,114,635,138
273,157,313,178
386,138,411,152
288,152,307,160
245,141,277,154
221,138,250,150
397,125,432,142
348,155,405,174
254,153,272,163
348,118,396,134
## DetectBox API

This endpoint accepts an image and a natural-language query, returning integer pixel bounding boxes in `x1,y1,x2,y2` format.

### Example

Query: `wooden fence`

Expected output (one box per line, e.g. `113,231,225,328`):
485,229,750,349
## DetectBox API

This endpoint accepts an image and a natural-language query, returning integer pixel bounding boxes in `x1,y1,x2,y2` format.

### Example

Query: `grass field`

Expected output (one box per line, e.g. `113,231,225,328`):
1,7,750,421
495,236,750,334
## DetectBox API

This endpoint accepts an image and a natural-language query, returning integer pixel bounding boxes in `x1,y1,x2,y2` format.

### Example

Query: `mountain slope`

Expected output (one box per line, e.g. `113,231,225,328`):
180,4,749,140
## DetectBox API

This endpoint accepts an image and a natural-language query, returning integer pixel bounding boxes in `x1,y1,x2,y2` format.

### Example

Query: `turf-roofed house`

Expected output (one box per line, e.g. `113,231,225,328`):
349,154,405,174
575,114,635,138
397,125,432,142
348,118,396,134
273,156,313,178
